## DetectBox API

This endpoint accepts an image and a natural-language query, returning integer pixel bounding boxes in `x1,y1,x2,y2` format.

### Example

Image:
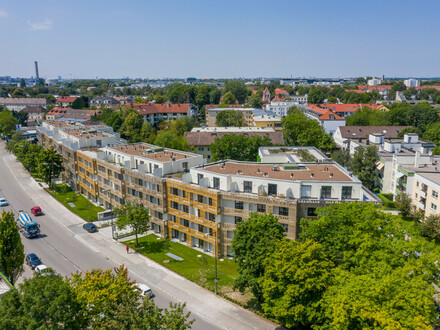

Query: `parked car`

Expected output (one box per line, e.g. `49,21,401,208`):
83,223,97,233
31,206,43,216
25,253,42,270
134,283,153,298
0,198,8,207
34,265,57,277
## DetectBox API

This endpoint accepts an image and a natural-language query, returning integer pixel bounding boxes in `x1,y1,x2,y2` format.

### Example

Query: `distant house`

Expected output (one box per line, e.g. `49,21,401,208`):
0,97,50,111
56,96,78,108
274,88,289,96
302,105,346,136
46,107,68,120
46,107,101,121
113,96,134,105
90,96,120,109
184,126,285,161
20,106,46,124
128,102,197,126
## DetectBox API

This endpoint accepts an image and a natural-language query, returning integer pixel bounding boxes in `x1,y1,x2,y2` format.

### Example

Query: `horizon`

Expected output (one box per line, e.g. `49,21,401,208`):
1,0,440,79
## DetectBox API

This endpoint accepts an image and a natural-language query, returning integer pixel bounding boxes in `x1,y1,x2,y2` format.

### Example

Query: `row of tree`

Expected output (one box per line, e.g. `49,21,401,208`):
231,203,440,328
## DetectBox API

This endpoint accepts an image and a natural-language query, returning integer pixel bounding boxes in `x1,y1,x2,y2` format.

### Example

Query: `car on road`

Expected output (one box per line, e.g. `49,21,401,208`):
34,265,49,274
134,283,153,298
25,253,42,270
31,206,43,216
83,223,98,233
0,198,8,207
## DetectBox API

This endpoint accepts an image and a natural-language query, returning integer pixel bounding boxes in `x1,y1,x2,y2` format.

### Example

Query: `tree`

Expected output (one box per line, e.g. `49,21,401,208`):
0,211,24,285
216,110,246,127
331,149,352,170
281,109,335,152
211,134,273,162
261,239,333,328
0,273,84,329
395,193,412,219
346,107,389,126
209,88,221,104
141,121,157,144
224,81,248,103
420,214,440,240
248,93,262,108
231,213,285,302
154,131,189,151
71,97,85,109
20,78,26,88
351,146,378,190
307,87,326,103
221,91,236,104
115,202,150,246
423,122,440,145
398,127,420,138
0,109,18,136
12,111,28,126
106,111,123,131
11,88,26,98
119,111,143,142
392,80,406,91
195,85,212,109
37,147,64,188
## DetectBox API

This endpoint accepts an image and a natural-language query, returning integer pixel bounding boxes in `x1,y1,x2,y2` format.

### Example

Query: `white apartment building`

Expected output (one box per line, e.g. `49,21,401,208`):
367,78,382,86
404,78,420,87
265,100,307,117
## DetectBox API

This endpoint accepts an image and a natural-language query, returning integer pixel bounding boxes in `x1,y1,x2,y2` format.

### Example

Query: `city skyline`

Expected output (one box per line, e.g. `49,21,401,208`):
1,0,440,79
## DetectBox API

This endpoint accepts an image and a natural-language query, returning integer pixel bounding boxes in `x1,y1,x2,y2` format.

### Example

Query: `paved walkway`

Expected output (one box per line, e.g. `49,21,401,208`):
3,148,278,330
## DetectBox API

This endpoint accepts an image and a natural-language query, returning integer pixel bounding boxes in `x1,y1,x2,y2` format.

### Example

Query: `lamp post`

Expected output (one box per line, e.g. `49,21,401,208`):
206,230,218,295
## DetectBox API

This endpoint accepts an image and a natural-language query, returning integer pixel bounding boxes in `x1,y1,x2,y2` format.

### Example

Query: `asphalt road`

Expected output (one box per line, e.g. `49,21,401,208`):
0,149,222,330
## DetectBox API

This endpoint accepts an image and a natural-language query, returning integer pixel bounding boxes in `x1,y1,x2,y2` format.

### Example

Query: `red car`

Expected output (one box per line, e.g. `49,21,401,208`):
31,207,43,216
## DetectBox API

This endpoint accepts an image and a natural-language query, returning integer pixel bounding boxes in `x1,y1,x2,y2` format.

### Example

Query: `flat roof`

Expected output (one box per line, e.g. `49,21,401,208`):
108,144,195,162
199,161,354,182
417,172,440,185
65,129,109,139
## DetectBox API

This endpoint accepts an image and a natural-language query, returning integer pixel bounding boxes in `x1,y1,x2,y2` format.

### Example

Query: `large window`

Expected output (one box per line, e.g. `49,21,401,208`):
257,204,266,213
235,201,244,210
342,186,352,199
321,186,332,199
433,190,438,199
307,208,316,216
235,217,242,224
268,184,277,196
301,185,312,198
243,181,252,193
279,207,289,216
213,177,220,189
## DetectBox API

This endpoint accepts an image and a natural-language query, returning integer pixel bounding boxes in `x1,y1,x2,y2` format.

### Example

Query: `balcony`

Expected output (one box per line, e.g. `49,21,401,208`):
222,207,250,218
417,201,426,210
419,190,426,199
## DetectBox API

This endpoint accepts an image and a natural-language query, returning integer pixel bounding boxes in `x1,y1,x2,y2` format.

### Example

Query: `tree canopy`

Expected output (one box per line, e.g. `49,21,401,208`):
115,202,150,246
224,81,248,103
351,146,378,190
210,134,273,162
0,211,24,285
215,110,246,127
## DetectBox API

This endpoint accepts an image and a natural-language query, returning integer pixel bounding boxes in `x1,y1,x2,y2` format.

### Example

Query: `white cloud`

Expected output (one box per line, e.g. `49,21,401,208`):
0,10,7,17
27,19,52,31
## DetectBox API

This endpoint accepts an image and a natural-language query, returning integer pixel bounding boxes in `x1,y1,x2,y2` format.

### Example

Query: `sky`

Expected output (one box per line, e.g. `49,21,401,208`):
1,0,440,79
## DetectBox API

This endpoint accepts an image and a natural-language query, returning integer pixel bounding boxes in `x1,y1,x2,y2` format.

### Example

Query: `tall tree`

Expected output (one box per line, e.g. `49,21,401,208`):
20,78,26,88
209,88,221,104
211,134,273,162
0,211,24,285
115,202,150,247
215,110,246,127
351,146,378,190
221,91,236,104
231,213,285,302
37,147,64,189
119,111,143,142
261,239,333,328
0,273,84,329
154,131,189,151
331,149,352,170
224,81,248,103
11,88,26,98
71,97,85,109
0,109,18,136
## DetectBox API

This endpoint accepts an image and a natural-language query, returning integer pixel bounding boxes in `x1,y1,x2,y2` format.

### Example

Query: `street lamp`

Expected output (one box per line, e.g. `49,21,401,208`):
205,230,218,295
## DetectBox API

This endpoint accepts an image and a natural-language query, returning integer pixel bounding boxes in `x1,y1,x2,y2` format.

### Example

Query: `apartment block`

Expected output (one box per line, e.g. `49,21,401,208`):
37,120,379,258
411,169,440,217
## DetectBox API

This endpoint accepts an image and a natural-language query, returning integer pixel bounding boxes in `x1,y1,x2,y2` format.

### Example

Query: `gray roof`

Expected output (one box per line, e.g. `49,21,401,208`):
20,106,46,114
338,126,411,139
0,97,49,105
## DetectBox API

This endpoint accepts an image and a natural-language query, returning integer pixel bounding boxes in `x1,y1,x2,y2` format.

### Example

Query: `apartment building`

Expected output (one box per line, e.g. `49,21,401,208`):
411,169,440,217
56,96,78,107
0,97,50,111
129,102,197,127
37,120,379,258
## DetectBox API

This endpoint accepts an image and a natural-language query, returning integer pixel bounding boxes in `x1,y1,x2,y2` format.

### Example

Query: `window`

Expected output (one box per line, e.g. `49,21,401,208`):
301,185,312,198
279,207,289,216
416,181,419,187
342,186,352,199
182,162,188,170
197,174,204,184
235,201,243,210
171,201,179,210
197,209,202,218
205,212,215,221
243,181,252,193
281,223,289,232
208,197,213,206
268,184,277,196
182,205,189,213
171,187,178,196
257,204,266,213
307,208,317,216
235,217,242,224
213,177,220,189
197,147,204,152
98,165,105,172
227,231,234,239
431,203,437,211
198,194,203,203
433,190,438,199
321,186,332,199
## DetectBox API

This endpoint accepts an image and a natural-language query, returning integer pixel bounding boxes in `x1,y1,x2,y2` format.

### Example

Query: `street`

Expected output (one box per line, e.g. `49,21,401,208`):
0,143,277,330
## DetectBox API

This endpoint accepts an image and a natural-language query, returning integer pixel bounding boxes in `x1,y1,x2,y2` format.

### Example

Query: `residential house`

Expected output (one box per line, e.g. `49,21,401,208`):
0,97,50,111
184,127,284,161
56,96,79,107
411,167,440,217
20,106,46,124
129,103,197,127
90,96,120,109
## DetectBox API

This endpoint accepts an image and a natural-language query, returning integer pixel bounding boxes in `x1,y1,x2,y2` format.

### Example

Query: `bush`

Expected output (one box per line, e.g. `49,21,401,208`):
377,193,396,209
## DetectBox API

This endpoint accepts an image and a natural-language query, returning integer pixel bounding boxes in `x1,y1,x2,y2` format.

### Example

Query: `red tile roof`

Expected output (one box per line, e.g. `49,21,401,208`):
127,103,191,115
272,95,285,102
47,107,68,115
357,85,392,91
318,110,344,120
274,88,289,95
56,96,78,103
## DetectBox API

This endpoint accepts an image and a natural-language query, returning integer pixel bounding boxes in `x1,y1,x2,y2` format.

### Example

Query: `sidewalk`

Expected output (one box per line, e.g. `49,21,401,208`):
3,149,278,330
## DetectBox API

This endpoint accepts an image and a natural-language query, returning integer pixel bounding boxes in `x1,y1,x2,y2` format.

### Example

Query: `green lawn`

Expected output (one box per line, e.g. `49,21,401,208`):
125,234,240,295
47,184,104,222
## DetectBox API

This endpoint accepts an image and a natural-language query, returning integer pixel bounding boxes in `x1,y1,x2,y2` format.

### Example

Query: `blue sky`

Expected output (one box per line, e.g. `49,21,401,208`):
1,0,439,79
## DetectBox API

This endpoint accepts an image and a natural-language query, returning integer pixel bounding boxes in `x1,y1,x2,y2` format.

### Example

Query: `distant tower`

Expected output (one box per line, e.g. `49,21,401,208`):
34,61,39,83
